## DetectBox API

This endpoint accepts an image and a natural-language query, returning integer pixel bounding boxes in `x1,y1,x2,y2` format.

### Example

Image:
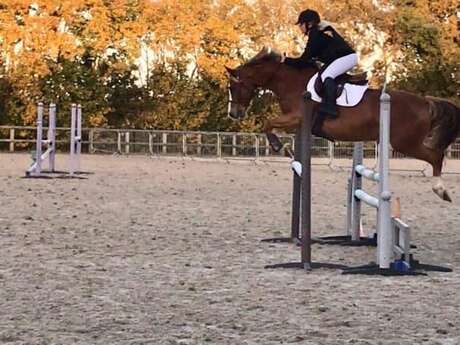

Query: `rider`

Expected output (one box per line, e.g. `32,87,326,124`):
281,9,358,118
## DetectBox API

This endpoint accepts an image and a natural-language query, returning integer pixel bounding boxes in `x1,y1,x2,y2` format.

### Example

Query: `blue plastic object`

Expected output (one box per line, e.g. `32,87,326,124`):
390,259,411,272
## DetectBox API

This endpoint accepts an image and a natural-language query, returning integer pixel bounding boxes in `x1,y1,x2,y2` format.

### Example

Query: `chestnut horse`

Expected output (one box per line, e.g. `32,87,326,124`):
226,47,460,202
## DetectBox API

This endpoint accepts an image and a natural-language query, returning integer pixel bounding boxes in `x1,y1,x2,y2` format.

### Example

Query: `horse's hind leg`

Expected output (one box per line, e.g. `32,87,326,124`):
409,145,452,202
430,151,452,202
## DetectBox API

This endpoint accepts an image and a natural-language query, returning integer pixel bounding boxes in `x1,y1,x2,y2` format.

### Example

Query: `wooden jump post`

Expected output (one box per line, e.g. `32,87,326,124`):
264,92,346,271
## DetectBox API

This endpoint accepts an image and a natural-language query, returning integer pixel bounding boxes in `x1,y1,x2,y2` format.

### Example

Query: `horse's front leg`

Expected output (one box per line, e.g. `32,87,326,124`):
264,113,301,152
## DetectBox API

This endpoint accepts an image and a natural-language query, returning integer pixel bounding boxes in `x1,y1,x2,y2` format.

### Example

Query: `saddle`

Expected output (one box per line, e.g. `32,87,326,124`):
314,72,368,98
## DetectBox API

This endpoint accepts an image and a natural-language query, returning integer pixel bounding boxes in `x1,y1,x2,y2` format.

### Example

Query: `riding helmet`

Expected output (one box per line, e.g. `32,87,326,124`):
295,9,321,25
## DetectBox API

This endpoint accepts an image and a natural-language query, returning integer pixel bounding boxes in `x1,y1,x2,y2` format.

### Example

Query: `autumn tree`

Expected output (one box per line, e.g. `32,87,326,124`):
391,0,460,101
0,0,458,132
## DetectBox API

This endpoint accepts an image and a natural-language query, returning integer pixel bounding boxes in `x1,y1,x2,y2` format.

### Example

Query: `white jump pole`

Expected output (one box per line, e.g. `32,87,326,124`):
70,104,77,176
377,91,393,269
69,103,82,176
70,103,76,175
342,90,450,274
26,102,56,176
349,92,393,269
48,103,56,172
34,103,44,175
76,104,82,172
350,142,363,242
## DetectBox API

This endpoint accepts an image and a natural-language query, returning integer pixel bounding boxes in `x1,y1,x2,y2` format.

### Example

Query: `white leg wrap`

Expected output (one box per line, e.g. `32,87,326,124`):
432,176,452,201
433,177,444,192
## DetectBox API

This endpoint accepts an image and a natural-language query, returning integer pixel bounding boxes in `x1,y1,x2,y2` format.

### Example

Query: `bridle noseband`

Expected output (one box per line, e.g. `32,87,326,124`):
227,56,282,118
227,69,256,118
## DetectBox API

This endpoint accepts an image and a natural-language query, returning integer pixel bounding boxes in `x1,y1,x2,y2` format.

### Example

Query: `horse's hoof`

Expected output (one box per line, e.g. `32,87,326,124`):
433,186,453,202
443,190,453,202
266,133,283,152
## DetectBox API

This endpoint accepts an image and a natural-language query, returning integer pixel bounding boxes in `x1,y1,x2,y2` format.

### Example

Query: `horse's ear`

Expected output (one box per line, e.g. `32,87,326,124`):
225,66,239,82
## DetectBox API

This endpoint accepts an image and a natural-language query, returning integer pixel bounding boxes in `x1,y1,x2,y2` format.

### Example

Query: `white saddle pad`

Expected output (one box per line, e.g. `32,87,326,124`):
306,72,369,107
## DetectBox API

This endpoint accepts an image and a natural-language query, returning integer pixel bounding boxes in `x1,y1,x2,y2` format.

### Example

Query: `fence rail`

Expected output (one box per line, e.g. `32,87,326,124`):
2,125,460,166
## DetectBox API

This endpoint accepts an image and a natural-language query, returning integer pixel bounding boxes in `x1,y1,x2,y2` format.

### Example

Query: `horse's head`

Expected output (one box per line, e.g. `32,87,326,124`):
226,47,282,120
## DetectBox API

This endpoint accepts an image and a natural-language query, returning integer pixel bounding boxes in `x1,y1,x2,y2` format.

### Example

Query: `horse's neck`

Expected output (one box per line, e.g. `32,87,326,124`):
265,66,316,112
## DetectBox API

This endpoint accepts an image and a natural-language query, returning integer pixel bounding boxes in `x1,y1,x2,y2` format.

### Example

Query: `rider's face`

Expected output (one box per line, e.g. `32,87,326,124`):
298,22,308,35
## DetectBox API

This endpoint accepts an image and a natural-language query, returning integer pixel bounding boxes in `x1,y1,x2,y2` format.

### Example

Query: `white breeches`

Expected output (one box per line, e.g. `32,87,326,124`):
321,53,358,81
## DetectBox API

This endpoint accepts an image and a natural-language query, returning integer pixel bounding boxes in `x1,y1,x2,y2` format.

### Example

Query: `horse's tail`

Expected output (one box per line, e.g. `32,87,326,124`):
425,96,460,151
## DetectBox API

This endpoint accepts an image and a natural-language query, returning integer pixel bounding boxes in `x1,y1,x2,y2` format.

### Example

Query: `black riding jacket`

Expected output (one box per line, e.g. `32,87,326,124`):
284,24,355,68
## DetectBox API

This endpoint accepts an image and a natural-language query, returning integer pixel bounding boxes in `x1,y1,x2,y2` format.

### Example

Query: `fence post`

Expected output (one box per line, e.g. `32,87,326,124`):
217,133,222,158
197,134,202,156
328,141,334,165
148,133,154,155
182,133,187,155
162,133,168,154
9,128,15,152
254,134,260,159
125,132,130,154
89,129,95,154
232,134,237,156
265,136,270,156
117,132,122,153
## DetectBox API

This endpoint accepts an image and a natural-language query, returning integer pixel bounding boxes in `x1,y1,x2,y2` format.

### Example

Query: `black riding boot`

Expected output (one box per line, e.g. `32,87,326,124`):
319,77,338,118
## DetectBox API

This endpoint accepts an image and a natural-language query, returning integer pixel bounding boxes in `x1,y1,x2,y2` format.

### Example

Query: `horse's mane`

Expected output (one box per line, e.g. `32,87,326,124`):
245,47,282,66
242,47,318,70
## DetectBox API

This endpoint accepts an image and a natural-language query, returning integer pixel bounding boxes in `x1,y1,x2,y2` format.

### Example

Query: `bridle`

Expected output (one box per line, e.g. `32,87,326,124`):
227,70,255,118
227,85,236,117
227,53,282,118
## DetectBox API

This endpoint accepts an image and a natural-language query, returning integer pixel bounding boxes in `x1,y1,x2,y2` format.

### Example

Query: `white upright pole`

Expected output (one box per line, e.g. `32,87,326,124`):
70,103,77,176
48,103,56,172
76,104,82,172
35,102,44,175
346,176,352,235
377,91,393,269
351,142,363,241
